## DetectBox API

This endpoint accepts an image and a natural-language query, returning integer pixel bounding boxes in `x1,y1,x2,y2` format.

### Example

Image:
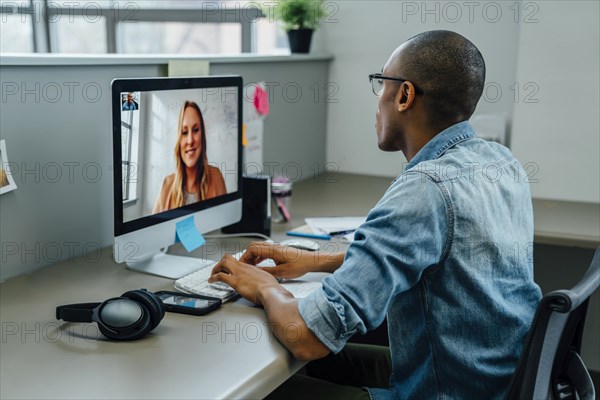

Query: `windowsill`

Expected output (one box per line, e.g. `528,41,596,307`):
0,53,334,66
123,198,138,208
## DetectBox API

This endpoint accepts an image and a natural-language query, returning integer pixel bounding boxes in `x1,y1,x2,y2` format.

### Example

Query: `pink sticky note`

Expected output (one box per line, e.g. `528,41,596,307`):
254,85,270,116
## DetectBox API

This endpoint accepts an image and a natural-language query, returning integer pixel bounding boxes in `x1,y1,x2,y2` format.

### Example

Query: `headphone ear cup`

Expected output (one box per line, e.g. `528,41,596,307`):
121,290,165,331
97,319,151,341
97,323,119,340
97,297,153,341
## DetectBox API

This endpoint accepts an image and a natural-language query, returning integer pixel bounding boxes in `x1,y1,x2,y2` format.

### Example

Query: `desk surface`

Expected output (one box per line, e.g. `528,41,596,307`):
0,175,385,400
0,242,303,400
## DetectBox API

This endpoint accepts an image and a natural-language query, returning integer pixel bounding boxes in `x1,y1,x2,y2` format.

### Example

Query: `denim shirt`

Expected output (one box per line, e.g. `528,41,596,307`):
298,121,542,400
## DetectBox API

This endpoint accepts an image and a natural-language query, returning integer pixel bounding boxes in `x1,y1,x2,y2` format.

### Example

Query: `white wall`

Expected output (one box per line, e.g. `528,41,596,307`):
316,1,523,177
511,1,599,204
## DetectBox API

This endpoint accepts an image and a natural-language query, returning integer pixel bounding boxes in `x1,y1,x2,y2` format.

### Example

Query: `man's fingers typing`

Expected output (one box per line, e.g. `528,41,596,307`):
209,271,235,286
241,242,278,262
210,254,238,276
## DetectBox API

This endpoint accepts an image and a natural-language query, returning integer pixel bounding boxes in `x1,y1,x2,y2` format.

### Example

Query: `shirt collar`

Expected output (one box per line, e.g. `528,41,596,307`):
404,121,475,172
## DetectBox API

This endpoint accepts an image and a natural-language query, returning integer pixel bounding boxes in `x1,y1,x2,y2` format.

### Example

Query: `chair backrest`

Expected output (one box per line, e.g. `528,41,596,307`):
505,246,599,400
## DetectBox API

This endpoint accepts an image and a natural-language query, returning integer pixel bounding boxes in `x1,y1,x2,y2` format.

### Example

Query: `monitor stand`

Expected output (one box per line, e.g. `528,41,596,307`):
126,249,216,279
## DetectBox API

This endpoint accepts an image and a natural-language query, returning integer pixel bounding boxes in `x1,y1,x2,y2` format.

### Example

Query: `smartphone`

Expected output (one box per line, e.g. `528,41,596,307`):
155,291,221,316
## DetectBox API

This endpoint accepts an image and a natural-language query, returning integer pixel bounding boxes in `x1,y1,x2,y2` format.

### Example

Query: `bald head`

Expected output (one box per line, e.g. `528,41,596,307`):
389,30,485,128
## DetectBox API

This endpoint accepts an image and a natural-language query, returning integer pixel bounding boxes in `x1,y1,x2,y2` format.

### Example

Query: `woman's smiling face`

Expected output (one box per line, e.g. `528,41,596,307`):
179,106,202,169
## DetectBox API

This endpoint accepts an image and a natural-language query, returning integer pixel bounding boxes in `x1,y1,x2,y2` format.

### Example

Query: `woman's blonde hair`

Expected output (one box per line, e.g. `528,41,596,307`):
165,101,209,209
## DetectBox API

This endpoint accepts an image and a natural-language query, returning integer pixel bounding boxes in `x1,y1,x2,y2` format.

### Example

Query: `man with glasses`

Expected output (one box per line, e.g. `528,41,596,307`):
210,30,541,399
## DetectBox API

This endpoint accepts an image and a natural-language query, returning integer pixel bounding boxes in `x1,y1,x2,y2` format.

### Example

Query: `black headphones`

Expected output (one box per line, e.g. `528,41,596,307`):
56,289,165,341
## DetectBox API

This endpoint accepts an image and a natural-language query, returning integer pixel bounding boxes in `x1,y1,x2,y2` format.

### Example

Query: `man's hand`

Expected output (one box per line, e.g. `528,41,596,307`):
208,254,289,305
240,242,345,280
209,252,331,361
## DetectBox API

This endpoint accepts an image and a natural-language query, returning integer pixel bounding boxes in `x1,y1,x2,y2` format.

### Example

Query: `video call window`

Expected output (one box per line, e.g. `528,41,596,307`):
121,92,140,202
121,87,239,223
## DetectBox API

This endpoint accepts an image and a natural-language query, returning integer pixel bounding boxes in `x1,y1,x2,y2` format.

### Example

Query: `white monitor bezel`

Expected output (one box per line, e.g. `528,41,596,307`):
111,76,243,267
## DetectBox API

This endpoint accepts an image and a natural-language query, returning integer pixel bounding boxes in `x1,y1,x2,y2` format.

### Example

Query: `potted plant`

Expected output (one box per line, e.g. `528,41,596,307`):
267,0,327,53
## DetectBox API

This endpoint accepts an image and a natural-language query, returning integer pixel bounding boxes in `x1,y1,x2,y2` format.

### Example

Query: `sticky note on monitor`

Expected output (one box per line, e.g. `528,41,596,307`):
175,216,206,252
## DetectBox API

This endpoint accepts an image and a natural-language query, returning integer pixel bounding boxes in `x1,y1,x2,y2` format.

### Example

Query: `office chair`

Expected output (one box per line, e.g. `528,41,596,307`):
505,246,599,400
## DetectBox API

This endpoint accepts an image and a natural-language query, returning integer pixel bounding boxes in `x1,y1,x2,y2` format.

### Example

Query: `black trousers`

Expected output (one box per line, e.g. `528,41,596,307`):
266,344,392,400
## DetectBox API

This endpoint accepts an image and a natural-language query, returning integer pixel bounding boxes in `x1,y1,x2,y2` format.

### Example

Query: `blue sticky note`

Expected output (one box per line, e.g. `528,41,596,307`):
175,216,206,252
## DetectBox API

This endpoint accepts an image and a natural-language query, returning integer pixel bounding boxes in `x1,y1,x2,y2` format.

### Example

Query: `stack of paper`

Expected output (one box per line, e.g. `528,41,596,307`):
286,217,367,242
305,216,366,242
305,217,366,235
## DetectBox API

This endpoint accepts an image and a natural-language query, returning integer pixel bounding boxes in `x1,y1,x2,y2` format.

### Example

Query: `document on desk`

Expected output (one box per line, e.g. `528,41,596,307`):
305,216,366,242
281,280,322,298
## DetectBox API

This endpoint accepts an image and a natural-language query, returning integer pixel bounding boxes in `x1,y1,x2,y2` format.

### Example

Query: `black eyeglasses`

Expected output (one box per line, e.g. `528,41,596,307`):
369,73,423,96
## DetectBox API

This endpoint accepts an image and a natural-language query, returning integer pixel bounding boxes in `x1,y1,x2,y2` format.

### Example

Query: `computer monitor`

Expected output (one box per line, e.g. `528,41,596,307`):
111,76,243,279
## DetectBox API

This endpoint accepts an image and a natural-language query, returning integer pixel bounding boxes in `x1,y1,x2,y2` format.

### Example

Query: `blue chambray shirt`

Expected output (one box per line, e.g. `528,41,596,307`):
298,121,542,399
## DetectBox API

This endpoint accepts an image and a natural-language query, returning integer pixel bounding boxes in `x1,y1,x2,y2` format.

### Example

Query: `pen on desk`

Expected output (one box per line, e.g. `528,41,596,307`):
275,197,290,222
329,229,356,236
286,231,331,240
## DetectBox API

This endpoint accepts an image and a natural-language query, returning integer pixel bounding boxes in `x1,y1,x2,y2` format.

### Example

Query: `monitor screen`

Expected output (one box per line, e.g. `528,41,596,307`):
111,76,243,276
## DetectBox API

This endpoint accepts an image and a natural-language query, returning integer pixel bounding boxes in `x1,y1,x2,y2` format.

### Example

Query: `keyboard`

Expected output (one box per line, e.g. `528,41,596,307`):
174,252,322,302
174,262,236,301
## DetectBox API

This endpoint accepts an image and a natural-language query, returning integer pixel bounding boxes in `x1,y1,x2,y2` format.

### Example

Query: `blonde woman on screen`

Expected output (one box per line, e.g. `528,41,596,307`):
153,101,226,214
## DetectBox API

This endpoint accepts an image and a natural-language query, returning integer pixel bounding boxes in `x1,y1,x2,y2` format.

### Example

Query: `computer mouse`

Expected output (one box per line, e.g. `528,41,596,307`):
279,239,320,252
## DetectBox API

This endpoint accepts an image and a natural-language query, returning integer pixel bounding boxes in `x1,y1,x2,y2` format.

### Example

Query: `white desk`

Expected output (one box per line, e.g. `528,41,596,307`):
0,243,307,399
531,199,599,249
0,174,384,399
0,174,385,400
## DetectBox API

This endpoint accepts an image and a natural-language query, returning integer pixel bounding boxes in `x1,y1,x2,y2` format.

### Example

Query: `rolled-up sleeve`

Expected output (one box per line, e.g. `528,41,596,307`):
298,172,450,353
298,289,350,353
